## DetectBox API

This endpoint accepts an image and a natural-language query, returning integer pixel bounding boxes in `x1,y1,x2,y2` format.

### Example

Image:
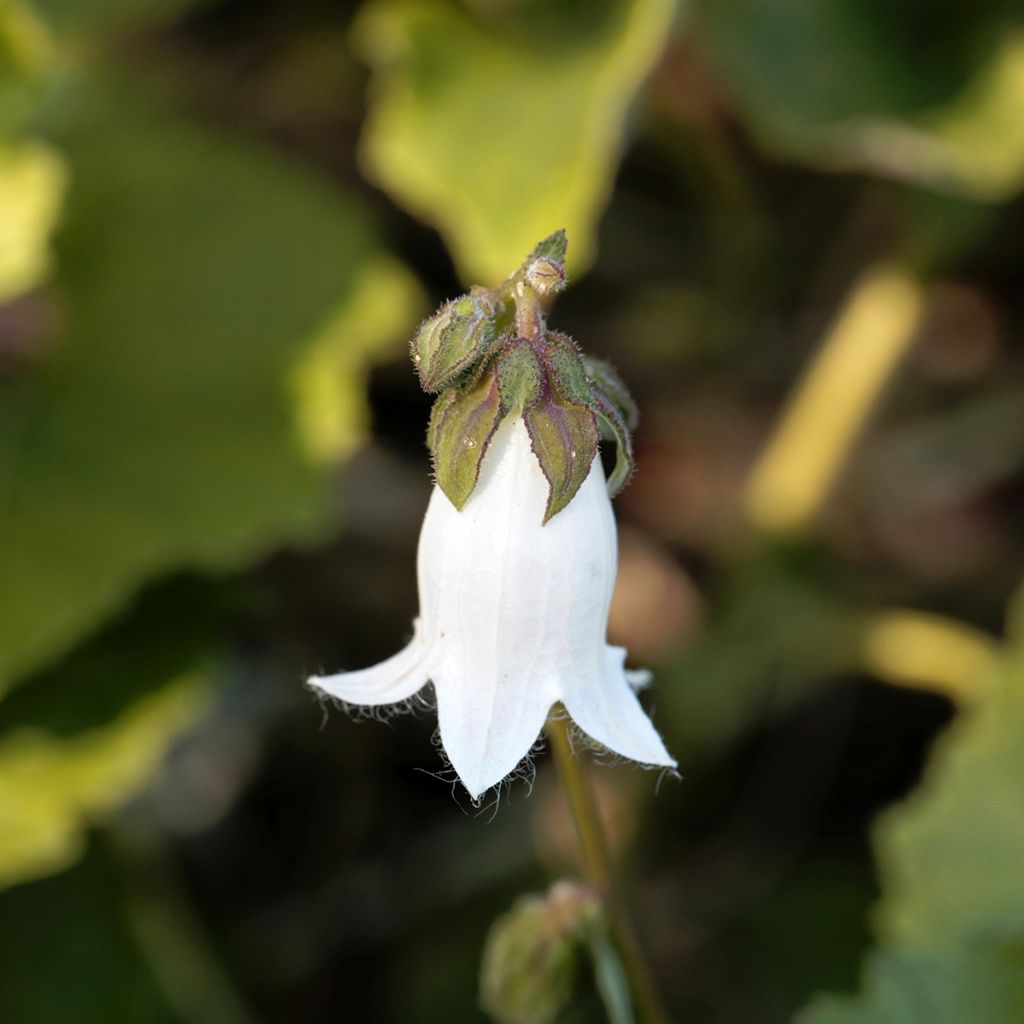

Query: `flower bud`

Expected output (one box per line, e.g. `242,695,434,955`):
525,257,566,296
480,882,601,1024
411,295,495,392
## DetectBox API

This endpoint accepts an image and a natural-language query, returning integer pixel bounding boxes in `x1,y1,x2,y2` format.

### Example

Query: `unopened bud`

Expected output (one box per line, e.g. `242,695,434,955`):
412,295,495,392
480,881,601,1024
526,257,566,296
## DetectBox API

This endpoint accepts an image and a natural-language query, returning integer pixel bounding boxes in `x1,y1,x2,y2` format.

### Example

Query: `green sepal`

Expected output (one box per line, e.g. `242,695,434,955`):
428,368,503,509
580,353,638,430
426,384,457,454
526,228,567,267
590,391,634,498
543,331,593,406
525,386,599,524
411,294,495,392
495,339,543,414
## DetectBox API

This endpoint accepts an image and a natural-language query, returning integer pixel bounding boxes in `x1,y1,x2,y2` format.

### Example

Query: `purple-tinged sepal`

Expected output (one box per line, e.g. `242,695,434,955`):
580,354,639,431
427,366,503,508
524,384,599,524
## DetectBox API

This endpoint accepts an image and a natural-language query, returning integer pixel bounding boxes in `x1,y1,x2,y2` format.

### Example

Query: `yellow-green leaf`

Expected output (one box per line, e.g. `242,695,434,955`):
355,0,676,283
0,675,206,890
291,255,425,464
0,139,65,302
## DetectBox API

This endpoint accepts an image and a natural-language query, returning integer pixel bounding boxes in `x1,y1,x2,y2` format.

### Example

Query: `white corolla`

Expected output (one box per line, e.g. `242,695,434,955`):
309,417,676,799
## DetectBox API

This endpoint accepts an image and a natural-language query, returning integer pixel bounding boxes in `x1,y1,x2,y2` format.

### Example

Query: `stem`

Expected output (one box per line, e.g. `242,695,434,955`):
513,281,545,342
545,711,673,1024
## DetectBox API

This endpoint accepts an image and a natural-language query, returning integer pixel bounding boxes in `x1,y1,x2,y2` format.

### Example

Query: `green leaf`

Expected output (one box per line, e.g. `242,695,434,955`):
429,367,503,509
355,0,676,283
589,930,637,1024
799,944,1024,1024
795,592,1024,1024
700,1,1024,200
0,673,206,889
873,639,1024,944
292,255,425,464
524,388,598,524
0,85,417,696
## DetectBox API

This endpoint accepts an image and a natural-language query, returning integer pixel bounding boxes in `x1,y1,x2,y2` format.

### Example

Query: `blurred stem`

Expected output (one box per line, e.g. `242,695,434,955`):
110,824,255,1024
859,609,998,705
546,712,672,1024
745,262,924,536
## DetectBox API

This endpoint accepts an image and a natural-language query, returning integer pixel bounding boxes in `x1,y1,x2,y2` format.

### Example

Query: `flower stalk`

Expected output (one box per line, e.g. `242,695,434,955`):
546,712,672,1024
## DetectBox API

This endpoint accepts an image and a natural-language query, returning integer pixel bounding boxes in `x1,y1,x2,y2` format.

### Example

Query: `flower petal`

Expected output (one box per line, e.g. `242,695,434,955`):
433,666,559,800
308,619,430,705
607,645,653,690
561,646,676,768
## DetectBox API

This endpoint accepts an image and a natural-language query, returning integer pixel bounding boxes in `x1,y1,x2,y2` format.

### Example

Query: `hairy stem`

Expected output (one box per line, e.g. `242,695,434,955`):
546,711,672,1024
513,281,545,342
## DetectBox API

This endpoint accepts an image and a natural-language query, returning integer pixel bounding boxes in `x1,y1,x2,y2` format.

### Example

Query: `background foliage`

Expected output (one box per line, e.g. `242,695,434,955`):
1,0,1022,1021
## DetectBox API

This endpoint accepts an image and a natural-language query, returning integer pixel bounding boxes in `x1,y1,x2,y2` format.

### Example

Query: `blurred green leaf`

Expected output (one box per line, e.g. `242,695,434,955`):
873,624,1024,943
0,84,419,696
796,593,1024,1021
27,0,208,37
0,848,176,1023
0,138,65,301
356,0,676,283
0,672,205,889
700,0,1024,200
802,895,1024,1022
0,0,55,132
799,944,1024,1024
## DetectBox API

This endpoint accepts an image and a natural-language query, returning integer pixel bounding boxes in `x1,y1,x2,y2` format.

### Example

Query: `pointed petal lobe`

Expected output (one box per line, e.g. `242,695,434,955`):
309,620,430,706
433,665,558,800
561,647,675,768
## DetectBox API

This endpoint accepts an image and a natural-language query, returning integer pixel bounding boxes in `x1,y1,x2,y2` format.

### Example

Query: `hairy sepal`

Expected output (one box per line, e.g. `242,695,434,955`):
495,339,543,414
580,354,638,430
526,228,568,267
591,392,634,497
524,386,599,524
428,368,503,509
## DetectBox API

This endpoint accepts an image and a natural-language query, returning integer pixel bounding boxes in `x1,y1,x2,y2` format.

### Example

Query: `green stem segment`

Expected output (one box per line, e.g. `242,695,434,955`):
545,711,673,1024
513,282,545,343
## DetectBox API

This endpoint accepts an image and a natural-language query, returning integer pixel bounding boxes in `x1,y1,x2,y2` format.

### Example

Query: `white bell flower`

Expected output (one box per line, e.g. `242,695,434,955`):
309,416,676,799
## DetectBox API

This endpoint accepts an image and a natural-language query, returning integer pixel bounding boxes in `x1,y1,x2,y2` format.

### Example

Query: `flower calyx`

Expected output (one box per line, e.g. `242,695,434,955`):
417,231,638,522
